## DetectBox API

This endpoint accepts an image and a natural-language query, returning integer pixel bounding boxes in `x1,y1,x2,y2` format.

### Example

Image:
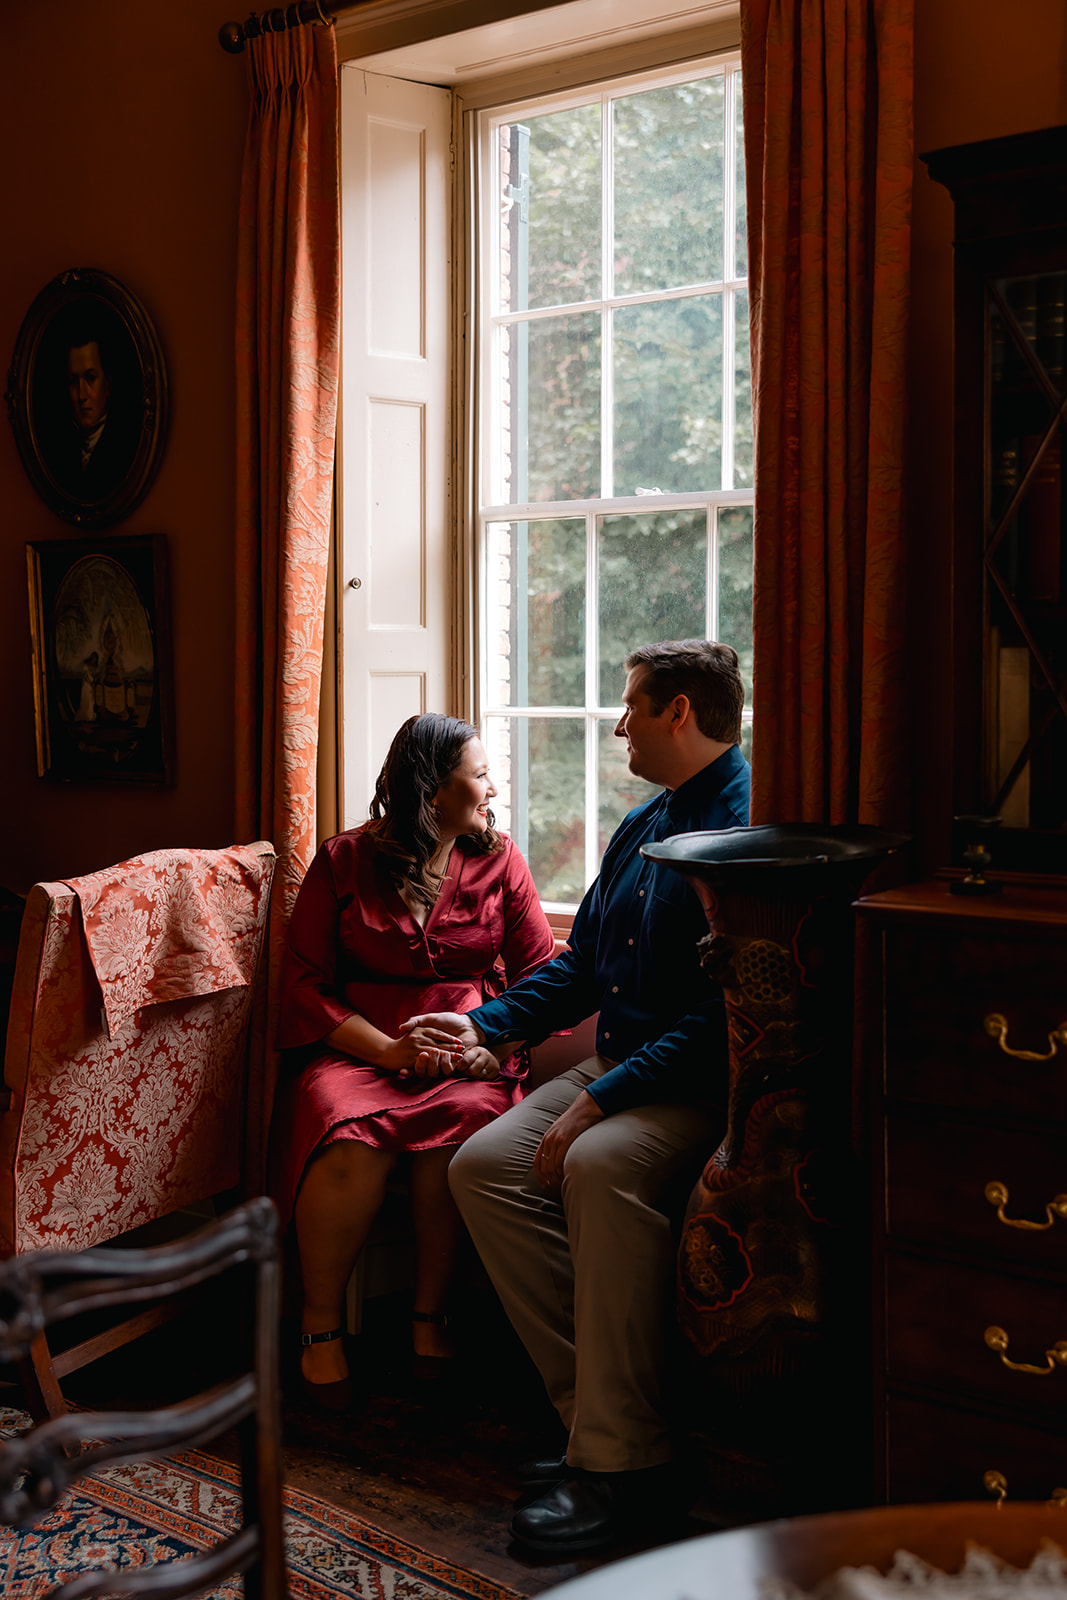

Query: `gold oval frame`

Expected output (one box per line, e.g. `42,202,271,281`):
5,268,169,528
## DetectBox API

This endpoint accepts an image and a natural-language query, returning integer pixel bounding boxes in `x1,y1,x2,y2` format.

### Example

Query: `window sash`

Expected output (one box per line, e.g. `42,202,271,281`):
472,54,751,906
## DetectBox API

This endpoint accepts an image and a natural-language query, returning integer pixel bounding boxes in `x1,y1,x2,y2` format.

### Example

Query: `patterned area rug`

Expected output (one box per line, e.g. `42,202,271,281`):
0,1408,520,1599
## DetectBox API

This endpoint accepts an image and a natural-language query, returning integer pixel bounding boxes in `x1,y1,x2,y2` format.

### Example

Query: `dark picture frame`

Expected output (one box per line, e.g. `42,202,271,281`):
27,534,175,785
6,269,168,528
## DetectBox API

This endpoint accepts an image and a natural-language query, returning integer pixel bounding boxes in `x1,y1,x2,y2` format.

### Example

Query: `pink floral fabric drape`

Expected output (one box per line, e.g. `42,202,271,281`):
234,22,339,1190
742,0,913,826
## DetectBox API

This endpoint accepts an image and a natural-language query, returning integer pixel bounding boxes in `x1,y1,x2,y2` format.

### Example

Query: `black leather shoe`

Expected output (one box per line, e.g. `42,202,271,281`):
509,1464,682,1555
516,1451,569,1485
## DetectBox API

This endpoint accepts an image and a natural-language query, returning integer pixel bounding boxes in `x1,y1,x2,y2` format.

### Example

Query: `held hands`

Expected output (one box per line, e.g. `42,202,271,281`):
456,1045,502,1081
380,1024,465,1079
401,1012,483,1049
399,1011,486,1080
532,1090,605,1191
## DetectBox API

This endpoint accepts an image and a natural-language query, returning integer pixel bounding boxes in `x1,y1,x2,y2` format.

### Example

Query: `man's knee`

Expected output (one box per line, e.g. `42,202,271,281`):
560,1127,629,1196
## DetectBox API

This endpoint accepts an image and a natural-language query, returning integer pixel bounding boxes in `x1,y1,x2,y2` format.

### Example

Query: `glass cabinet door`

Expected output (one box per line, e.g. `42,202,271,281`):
984,269,1066,834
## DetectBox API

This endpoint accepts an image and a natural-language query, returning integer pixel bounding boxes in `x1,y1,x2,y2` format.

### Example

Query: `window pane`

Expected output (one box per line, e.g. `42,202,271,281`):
484,519,585,708
485,716,586,902
598,510,707,699
613,295,722,496
733,287,752,487
598,718,658,856
613,78,724,295
500,108,602,314
717,504,754,708
734,76,747,279
502,312,600,504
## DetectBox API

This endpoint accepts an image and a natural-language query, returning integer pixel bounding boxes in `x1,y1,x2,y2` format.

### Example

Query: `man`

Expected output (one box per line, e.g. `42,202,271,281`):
407,639,750,1555
51,330,134,499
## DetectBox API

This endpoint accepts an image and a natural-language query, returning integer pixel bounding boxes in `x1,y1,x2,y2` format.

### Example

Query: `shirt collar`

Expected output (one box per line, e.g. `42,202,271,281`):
663,743,746,825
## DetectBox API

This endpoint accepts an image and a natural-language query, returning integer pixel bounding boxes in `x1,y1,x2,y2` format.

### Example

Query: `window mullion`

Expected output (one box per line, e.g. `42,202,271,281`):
586,506,600,890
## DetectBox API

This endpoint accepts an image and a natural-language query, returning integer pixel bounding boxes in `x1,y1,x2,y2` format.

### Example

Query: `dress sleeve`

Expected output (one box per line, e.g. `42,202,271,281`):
276,842,357,1049
498,840,557,986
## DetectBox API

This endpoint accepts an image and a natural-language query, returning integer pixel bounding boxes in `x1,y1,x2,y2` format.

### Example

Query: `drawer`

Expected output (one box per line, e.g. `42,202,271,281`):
885,1252,1067,1421
883,929,1067,1120
886,1392,1067,1504
885,1112,1067,1272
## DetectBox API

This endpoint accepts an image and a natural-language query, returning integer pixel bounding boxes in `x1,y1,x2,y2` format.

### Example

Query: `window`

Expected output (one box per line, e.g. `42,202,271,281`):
474,59,753,905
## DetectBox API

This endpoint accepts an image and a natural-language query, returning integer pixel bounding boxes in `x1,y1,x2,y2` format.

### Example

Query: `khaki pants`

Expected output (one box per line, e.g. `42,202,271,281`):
448,1056,720,1473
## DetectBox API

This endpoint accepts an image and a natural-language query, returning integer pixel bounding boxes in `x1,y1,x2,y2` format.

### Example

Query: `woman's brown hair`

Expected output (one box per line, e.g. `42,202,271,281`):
366,714,502,909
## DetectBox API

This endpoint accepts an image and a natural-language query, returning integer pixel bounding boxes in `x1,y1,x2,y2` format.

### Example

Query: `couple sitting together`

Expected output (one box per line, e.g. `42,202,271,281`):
274,637,751,1555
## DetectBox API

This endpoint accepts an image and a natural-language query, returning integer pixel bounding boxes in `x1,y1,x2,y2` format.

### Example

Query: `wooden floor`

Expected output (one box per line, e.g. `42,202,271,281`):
51,1273,857,1599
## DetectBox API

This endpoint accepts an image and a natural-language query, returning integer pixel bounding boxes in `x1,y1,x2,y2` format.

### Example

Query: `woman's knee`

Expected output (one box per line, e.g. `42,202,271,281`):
447,1125,493,1203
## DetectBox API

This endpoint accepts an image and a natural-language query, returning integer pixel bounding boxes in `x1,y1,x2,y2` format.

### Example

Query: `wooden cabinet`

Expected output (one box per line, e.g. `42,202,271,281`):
923,127,1067,872
858,877,1067,1505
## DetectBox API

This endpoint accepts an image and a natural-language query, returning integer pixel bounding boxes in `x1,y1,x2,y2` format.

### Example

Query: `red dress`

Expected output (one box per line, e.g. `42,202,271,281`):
273,826,555,1222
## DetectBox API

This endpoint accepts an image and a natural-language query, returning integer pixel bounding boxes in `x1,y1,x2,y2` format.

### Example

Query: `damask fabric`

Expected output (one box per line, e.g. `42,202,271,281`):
741,0,913,826
234,22,340,1192
64,845,272,1038
273,827,555,1224
0,846,274,1256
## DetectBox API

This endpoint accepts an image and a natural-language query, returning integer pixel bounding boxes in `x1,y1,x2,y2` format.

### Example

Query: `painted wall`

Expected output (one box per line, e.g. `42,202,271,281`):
0,0,1064,892
0,0,248,890
909,0,1067,868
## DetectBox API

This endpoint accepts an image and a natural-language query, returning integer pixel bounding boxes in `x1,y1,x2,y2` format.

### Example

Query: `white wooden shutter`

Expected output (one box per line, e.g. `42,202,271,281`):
339,67,453,826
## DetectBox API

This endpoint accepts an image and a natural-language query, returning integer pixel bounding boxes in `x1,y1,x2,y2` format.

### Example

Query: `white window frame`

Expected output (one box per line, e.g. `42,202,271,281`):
465,54,752,906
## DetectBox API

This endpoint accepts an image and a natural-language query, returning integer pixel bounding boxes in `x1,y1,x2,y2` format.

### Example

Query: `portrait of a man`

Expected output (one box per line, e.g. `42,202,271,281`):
7,269,168,527
36,303,141,503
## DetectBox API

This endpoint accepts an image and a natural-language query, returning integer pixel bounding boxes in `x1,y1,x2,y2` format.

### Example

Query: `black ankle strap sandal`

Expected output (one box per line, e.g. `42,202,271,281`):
301,1326,344,1346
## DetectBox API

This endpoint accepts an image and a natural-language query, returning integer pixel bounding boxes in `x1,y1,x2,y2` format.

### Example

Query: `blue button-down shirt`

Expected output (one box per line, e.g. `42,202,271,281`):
469,744,751,1115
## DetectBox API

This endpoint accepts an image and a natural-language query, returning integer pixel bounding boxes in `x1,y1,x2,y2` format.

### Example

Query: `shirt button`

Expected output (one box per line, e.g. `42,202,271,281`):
628,938,634,946
638,889,645,897
603,1031,611,1040
612,985,619,994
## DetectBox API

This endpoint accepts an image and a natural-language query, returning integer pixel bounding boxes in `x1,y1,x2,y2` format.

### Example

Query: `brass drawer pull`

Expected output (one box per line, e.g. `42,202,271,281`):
983,1469,1008,1505
983,1013,1067,1061
985,1324,1067,1375
983,1468,1067,1509
984,1180,1067,1231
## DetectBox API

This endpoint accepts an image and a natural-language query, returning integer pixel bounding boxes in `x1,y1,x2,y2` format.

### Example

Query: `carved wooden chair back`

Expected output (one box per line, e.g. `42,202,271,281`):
0,1196,286,1600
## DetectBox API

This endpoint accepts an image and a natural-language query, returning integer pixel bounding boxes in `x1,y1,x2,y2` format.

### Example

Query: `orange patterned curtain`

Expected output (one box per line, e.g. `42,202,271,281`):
742,0,913,826
234,22,339,1189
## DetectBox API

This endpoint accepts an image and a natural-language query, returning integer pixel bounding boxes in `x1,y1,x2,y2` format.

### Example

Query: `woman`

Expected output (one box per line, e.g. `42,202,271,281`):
275,713,555,1407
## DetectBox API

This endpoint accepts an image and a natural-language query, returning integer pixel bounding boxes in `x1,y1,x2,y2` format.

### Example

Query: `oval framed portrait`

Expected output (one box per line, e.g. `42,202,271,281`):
6,268,168,528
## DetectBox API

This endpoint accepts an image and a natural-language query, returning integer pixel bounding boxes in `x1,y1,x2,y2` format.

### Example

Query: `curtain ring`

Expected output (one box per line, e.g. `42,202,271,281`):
313,0,334,26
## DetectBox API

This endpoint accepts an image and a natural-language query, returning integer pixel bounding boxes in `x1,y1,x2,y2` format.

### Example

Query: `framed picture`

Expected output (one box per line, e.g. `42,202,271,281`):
27,534,175,785
6,269,168,528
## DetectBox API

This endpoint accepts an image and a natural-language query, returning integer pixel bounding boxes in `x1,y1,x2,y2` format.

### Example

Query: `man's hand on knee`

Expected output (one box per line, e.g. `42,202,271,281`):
533,1090,604,1191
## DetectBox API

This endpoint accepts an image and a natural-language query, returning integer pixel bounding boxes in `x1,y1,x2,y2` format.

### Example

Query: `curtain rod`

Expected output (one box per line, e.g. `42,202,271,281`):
218,1,349,53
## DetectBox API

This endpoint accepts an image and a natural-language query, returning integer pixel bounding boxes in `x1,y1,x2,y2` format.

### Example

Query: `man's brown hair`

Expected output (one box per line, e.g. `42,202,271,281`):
624,639,744,745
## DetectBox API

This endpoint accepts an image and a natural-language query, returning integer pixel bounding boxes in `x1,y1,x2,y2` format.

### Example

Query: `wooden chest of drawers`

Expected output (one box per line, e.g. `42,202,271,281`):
857,878,1067,1506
